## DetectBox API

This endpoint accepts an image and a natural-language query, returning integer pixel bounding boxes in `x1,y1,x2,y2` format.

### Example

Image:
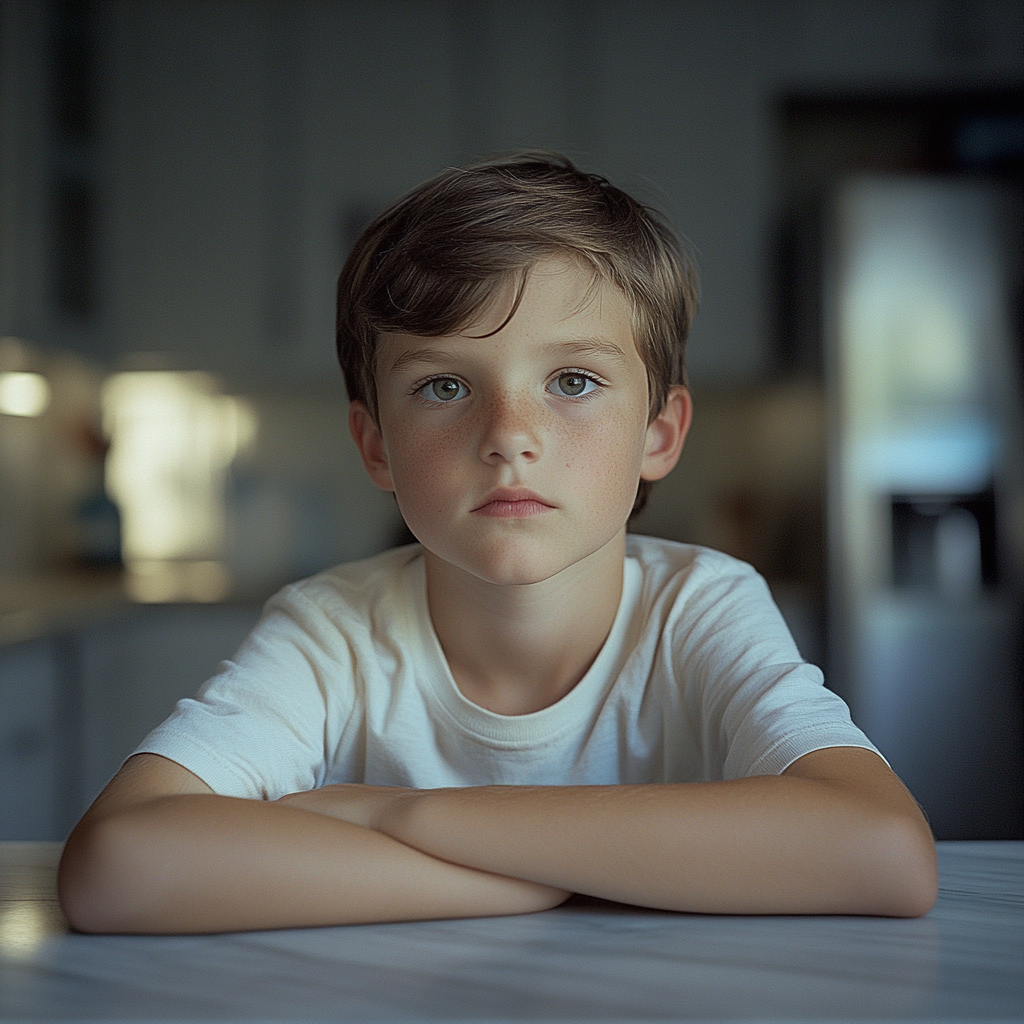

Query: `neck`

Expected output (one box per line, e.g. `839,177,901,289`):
424,533,626,716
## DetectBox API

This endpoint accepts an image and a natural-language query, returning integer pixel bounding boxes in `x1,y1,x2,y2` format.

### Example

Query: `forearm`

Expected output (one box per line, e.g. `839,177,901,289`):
377,777,933,916
327,748,937,918
58,794,567,934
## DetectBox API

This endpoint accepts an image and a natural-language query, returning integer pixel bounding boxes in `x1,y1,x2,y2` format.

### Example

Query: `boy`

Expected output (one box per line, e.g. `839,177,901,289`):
59,153,936,933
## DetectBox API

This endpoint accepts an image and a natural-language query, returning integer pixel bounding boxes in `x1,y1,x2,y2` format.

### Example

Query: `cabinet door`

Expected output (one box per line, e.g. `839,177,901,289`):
78,604,261,810
0,639,59,840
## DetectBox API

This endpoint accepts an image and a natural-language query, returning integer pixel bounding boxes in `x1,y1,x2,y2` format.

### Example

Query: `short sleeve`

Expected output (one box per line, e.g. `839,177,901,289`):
669,555,883,780
130,584,359,800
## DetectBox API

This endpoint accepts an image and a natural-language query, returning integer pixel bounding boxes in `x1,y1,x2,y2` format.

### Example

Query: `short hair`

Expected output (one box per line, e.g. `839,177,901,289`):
336,151,699,516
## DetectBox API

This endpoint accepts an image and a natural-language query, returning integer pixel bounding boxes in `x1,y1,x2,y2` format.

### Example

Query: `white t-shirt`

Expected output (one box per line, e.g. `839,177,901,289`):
134,536,880,799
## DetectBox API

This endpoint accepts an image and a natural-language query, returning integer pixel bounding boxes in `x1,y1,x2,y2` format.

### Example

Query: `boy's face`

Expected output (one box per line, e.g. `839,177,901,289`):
350,257,689,587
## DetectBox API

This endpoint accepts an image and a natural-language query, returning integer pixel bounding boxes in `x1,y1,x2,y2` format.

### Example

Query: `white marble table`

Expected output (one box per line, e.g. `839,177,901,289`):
1,841,1020,1022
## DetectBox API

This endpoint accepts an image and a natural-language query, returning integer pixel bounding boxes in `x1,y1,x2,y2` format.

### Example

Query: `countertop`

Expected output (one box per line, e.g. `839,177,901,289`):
0,567,273,648
0,571,130,647
1,840,1021,1022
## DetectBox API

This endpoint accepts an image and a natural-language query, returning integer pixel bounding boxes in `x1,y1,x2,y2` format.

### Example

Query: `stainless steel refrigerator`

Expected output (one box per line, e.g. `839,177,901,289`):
827,176,1023,838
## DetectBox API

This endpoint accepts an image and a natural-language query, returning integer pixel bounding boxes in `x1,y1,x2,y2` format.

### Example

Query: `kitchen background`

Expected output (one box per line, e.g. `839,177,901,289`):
1,0,1021,841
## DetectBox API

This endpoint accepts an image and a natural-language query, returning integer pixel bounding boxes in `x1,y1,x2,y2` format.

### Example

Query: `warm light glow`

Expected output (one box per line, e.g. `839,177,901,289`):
0,372,50,417
0,901,48,959
127,559,231,602
103,371,257,566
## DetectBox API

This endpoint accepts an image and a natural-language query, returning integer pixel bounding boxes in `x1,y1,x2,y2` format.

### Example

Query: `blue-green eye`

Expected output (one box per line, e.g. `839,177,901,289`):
548,372,599,397
423,378,467,402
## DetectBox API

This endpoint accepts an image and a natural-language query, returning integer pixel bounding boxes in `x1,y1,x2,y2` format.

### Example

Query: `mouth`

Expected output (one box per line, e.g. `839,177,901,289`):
471,488,556,518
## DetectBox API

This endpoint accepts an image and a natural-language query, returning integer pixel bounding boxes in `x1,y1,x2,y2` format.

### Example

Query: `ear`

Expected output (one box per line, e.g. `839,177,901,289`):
640,385,692,482
348,400,395,492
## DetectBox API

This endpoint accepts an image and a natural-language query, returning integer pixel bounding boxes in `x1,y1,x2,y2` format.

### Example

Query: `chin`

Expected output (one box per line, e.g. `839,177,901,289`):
457,534,624,589
418,516,630,589
420,535,566,588
464,553,565,588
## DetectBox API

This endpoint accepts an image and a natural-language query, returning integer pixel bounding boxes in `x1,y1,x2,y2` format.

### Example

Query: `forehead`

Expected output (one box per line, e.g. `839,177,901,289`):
377,257,637,374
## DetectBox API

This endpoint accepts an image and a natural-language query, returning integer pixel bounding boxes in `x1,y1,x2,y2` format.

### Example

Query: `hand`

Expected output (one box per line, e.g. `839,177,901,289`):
277,784,418,832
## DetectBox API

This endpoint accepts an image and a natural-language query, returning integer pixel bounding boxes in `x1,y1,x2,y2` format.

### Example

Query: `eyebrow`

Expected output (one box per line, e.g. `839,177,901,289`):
385,347,459,376
548,338,632,366
385,337,631,376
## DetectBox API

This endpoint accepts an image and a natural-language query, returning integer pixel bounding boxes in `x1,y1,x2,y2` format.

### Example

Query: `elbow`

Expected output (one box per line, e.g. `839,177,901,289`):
58,816,153,934
863,812,938,918
892,841,938,918
58,819,118,933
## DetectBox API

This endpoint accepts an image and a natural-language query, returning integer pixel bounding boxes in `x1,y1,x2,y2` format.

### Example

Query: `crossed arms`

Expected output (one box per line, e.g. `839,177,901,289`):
57,746,937,933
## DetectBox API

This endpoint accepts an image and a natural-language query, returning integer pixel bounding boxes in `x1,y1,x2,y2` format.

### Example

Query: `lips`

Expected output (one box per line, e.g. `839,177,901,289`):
471,488,556,518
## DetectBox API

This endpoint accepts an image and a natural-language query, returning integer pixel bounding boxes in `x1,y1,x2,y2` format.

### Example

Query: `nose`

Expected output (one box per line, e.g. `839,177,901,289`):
478,391,542,465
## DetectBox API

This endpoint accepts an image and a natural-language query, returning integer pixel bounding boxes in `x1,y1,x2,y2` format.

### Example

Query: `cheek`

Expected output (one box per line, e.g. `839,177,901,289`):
559,405,648,507
384,421,464,510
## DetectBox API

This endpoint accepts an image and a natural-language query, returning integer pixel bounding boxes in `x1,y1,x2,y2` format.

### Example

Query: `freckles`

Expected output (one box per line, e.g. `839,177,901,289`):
583,408,648,515
389,419,469,520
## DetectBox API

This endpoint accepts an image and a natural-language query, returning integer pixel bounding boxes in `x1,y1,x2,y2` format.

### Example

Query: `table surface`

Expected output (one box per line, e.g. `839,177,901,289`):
1,840,1020,1023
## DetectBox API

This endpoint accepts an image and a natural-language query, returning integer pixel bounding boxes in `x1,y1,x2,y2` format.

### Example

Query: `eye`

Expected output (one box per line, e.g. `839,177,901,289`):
548,371,601,398
420,377,468,403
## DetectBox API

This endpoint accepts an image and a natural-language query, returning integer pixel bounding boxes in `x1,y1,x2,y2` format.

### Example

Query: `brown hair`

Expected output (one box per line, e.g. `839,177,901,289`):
336,151,698,516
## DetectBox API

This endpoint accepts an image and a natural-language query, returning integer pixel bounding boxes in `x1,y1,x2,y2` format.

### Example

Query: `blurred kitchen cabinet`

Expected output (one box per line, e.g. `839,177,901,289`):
75,604,261,810
0,638,61,840
0,603,261,841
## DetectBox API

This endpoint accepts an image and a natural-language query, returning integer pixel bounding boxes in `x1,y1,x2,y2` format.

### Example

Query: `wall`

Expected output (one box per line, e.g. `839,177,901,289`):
3,0,1022,385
